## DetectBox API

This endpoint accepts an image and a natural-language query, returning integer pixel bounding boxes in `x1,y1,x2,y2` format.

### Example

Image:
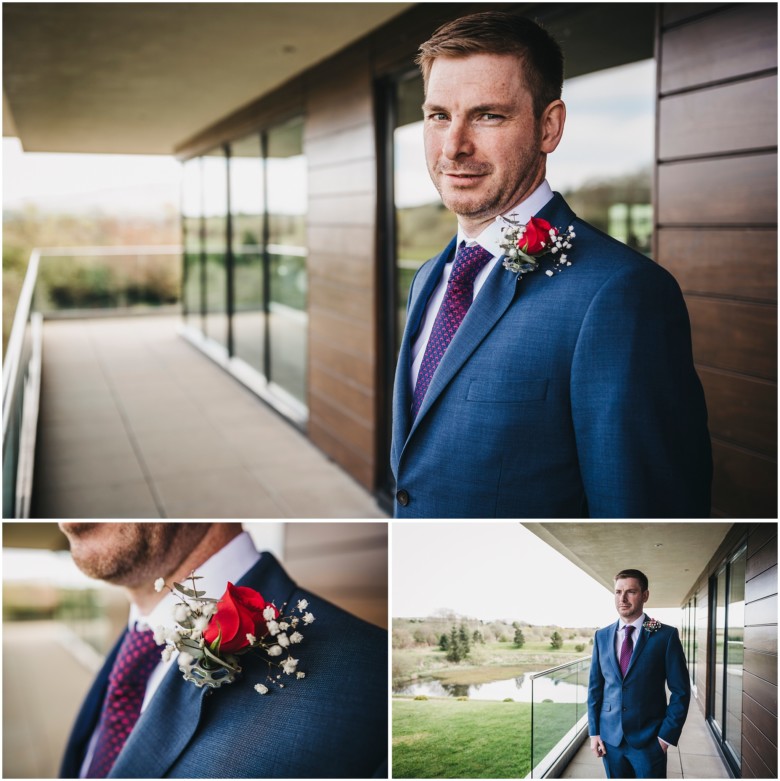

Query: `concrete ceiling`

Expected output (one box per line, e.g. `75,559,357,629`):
3,2,411,155
524,523,736,607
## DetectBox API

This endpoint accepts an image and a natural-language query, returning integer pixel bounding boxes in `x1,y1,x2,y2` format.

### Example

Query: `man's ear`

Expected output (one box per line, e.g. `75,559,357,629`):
540,99,566,154
642,590,650,605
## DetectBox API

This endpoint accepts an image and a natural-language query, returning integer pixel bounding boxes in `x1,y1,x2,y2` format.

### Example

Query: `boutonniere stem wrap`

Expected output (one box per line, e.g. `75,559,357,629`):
643,617,661,635
152,573,314,693
498,215,576,278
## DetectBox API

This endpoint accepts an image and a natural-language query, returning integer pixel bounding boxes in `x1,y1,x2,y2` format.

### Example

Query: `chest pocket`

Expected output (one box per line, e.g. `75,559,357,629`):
467,379,548,403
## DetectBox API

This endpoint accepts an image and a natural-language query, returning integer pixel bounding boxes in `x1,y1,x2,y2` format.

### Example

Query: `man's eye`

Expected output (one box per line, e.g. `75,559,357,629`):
481,113,503,121
427,113,448,121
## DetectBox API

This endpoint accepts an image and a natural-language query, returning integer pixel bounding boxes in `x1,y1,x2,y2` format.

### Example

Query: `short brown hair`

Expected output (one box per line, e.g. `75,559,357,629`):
416,11,564,117
615,569,649,592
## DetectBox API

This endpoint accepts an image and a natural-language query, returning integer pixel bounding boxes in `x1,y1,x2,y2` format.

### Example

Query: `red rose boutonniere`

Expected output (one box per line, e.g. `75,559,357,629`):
152,573,314,692
498,214,576,277
643,617,662,635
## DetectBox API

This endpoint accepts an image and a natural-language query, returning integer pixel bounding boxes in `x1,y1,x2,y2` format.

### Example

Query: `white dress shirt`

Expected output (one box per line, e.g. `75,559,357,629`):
615,613,645,659
409,180,554,392
79,531,261,776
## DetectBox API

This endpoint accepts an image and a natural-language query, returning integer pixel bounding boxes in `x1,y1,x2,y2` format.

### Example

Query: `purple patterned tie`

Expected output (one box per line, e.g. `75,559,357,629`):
619,625,635,677
412,242,493,418
86,628,160,778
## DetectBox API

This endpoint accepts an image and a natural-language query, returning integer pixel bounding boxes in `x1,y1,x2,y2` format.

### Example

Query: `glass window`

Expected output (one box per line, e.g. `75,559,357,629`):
547,58,655,257
267,118,307,407
230,132,266,375
202,148,229,350
713,567,727,733
725,548,746,765
181,157,202,325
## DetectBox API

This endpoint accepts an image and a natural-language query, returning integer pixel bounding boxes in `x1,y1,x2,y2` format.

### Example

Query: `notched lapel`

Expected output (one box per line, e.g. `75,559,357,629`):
624,620,651,678
607,621,622,681
409,257,520,432
109,667,207,778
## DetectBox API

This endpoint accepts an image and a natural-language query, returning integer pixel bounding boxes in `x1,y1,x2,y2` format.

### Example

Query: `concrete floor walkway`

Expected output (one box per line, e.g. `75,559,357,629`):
561,698,731,779
32,315,386,519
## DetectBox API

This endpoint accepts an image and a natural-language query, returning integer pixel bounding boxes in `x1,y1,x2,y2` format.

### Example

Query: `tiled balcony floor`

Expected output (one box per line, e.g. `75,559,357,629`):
31,315,386,519
561,698,731,779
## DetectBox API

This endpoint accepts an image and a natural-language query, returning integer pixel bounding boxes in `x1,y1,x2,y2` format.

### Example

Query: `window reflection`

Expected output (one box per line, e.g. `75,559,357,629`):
725,549,745,765
181,158,202,326
267,118,307,407
230,133,265,375
202,149,229,349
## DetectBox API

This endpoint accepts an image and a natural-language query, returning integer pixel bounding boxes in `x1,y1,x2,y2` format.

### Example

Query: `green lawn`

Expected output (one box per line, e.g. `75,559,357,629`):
392,698,576,778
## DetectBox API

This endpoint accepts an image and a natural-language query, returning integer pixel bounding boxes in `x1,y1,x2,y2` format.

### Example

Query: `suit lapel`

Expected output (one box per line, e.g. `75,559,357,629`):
625,615,649,678
110,553,298,778
607,620,622,681
392,238,456,460
409,256,520,432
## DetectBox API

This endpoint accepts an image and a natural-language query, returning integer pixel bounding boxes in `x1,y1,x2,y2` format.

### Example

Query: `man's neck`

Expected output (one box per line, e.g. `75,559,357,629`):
128,524,243,613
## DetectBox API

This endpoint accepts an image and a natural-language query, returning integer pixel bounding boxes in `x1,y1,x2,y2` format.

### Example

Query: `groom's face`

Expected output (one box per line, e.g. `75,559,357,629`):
423,52,547,234
614,577,649,622
59,522,209,588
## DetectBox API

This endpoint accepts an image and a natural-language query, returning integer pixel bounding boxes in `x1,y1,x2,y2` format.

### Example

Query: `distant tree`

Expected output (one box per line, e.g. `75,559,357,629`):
439,633,449,652
472,629,485,645
446,626,462,662
412,628,427,644
458,624,471,656
575,643,586,652
514,628,526,648
550,631,564,650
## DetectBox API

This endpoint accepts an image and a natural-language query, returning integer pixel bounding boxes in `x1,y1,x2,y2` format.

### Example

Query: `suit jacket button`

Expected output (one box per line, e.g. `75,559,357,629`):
396,489,410,506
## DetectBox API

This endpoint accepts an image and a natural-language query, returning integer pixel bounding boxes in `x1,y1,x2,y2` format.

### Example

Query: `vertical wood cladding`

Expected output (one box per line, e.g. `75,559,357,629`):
657,4,778,518
685,523,778,778
743,524,778,779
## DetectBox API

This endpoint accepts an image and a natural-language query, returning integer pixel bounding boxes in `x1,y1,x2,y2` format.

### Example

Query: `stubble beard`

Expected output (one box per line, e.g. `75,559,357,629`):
62,523,208,588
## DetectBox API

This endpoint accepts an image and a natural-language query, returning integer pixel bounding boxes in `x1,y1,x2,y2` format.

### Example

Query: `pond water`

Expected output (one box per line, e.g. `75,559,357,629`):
394,672,587,703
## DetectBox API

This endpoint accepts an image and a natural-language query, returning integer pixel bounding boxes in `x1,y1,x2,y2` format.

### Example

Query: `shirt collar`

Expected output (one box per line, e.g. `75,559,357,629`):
130,530,262,631
455,179,554,259
620,613,646,633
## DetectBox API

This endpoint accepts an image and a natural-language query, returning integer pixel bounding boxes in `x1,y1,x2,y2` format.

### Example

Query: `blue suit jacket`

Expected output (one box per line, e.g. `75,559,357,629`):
391,193,711,518
587,617,691,748
60,554,387,778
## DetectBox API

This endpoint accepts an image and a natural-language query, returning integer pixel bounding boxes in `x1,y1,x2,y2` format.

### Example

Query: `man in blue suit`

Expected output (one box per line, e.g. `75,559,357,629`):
390,11,711,518
588,569,690,778
58,523,387,778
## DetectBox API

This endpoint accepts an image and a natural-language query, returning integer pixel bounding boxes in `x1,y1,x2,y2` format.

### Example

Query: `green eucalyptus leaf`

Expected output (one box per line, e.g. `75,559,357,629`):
174,582,206,598
203,643,237,671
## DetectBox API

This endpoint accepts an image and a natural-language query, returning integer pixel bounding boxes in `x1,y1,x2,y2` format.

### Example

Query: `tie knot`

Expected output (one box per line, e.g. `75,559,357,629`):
625,625,635,637
449,242,493,287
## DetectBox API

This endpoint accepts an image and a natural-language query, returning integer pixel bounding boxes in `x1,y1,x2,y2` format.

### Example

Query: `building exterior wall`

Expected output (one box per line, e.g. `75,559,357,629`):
684,523,778,778
656,3,778,517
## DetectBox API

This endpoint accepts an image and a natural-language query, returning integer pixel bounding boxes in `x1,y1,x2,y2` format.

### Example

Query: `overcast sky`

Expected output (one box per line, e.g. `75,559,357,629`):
393,523,681,628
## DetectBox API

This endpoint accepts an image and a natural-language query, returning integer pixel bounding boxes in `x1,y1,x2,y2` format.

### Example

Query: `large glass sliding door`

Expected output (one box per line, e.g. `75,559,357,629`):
267,118,307,407
181,117,308,424
230,133,266,375
710,545,747,774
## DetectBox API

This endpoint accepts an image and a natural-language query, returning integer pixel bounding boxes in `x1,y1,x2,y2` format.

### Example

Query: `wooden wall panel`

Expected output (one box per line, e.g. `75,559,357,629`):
656,229,776,301
283,522,387,628
659,74,777,159
657,153,777,226
660,3,777,93
657,3,778,519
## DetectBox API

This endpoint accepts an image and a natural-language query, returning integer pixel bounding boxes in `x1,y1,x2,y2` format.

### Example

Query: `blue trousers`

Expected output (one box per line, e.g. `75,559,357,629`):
602,738,668,779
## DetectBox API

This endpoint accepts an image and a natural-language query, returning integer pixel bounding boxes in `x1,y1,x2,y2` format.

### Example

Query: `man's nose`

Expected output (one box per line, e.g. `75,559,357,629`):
442,117,473,159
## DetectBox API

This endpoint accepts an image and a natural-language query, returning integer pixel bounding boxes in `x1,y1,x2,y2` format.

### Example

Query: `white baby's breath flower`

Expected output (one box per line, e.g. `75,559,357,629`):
282,657,299,675
267,620,280,636
290,631,303,644
154,578,165,593
193,615,210,632
254,683,269,695
166,629,182,644
279,621,289,631
277,633,290,648
296,671,306,679
178,652,195,669
153,625,167,645
263,606,276,621
291,617,299,627
296,599,309,612
173,604,189,623
545,270,554,277
267,645,283,657
246,633,256,644
161,646,173,663
190,629,202,642
201,602,216,617
302,612,316,625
